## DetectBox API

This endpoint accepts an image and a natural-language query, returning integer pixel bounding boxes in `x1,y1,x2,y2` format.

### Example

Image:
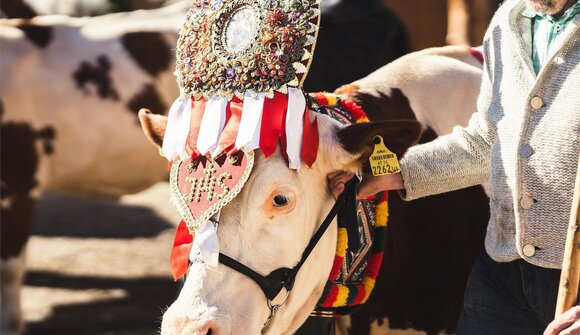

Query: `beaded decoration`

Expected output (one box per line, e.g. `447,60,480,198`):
176,0,320,100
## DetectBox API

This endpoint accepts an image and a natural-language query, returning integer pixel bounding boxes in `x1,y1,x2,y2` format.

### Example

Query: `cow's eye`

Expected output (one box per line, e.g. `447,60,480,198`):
273,194,290,207
266,187,296,216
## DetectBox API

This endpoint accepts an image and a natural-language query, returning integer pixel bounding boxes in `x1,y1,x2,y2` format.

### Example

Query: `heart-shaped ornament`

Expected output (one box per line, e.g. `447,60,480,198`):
169,151,255,232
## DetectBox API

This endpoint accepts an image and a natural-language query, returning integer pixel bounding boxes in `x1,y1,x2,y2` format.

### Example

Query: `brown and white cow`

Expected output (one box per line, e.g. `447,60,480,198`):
0,0,180,18
0,3,189,334
330,46,488,335
138,45,488,335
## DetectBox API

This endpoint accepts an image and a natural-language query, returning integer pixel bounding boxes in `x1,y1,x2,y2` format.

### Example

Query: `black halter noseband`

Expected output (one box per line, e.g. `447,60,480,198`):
218,178,357,302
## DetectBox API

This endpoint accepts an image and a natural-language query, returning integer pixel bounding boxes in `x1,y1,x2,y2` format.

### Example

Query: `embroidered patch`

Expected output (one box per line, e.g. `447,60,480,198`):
170,151,254,232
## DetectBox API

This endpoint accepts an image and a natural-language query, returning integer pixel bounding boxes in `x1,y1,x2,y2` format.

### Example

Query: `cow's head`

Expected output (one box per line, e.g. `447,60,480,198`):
139,108,421,335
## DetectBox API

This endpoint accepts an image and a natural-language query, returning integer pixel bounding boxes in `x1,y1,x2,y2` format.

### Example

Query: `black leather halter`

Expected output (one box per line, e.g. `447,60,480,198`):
218,178,357,301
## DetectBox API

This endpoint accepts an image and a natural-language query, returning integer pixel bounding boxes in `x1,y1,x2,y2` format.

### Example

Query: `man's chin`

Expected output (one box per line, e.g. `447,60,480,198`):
526,0,569,15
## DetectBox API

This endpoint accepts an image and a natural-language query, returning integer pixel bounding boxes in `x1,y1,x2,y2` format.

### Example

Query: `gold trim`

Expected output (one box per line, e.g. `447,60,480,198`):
170,151,255,233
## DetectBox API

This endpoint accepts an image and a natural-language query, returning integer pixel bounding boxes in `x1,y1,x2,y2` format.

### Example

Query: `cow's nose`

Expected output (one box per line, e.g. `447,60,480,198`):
161,318,220,335
203,322,218,335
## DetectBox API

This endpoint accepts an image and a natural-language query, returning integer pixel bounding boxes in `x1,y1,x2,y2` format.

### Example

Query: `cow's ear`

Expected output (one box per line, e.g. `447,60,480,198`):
138,108,167,148
337,120,422,172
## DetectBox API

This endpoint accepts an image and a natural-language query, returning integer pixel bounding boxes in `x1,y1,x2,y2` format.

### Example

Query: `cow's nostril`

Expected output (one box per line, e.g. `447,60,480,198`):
204,322,218,335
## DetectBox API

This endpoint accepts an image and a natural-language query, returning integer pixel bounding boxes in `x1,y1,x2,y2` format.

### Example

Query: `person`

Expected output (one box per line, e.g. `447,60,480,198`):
330,0,580,333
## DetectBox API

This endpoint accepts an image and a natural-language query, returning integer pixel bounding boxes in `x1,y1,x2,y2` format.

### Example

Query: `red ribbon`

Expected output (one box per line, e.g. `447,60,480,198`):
260,91,289,157
188,99,207,159
170,220,194,281
218,99,243,155
301,108,319,167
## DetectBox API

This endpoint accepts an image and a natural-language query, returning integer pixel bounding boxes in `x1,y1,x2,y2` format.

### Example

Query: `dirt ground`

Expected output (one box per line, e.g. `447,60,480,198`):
22,182,182,335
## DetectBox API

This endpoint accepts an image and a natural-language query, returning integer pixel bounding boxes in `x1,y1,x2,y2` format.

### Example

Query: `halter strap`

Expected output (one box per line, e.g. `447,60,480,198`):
218,178,358,301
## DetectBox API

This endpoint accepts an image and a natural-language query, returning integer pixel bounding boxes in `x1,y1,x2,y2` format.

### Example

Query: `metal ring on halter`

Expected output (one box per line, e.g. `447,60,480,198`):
261,289,291,334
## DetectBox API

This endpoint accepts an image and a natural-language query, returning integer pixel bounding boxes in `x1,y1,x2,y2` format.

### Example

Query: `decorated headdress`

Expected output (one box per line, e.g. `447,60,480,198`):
162,0,322,169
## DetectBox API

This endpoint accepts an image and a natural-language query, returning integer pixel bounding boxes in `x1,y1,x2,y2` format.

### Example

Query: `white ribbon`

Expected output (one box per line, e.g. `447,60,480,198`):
189,219,220,269
286,88,306,170
162,96,192,161
235,92,265,152
197,95,228,156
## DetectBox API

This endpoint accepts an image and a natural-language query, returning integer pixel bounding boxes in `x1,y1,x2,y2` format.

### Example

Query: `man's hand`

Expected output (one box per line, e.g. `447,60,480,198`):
357,173,404,199
327,171,405,200
544,306,580,335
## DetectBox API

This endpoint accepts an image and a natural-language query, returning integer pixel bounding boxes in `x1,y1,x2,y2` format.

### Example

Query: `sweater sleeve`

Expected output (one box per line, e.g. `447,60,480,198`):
399,51,496,200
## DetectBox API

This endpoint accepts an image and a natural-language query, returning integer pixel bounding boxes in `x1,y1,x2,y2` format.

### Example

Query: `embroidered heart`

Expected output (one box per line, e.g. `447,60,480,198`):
170,151,255,232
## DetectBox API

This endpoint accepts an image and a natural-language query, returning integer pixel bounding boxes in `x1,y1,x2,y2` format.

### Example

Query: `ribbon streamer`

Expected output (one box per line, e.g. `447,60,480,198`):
236,93,265,151
260,91,289,157
170,220,194,281
218,99,243,155
285,88,306,170
301,108,319,167
162,96,192,161
197,96,228,156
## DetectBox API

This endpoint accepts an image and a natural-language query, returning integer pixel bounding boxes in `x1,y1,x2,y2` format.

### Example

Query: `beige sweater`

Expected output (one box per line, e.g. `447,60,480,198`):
400,0,580,269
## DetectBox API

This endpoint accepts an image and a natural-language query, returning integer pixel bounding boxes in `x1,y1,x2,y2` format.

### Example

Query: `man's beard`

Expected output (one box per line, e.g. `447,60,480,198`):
526,0,569,15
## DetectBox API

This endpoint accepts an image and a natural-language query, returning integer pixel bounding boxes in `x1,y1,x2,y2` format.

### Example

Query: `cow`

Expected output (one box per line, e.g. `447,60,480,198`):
0,1,412,334
137,45,488,335
0,3,189,334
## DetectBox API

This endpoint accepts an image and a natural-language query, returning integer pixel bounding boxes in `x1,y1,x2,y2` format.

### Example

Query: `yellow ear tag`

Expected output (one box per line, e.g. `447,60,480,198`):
369,135,400,176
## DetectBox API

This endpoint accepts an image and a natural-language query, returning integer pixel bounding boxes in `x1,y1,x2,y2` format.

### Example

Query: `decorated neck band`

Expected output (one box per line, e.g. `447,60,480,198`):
308,93,388,314
162,0,322,170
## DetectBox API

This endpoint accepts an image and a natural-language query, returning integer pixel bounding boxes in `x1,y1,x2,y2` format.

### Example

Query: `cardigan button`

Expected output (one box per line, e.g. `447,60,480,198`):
520,196,534,209
523,244,536,257
519,144,534,158
530,96,544,110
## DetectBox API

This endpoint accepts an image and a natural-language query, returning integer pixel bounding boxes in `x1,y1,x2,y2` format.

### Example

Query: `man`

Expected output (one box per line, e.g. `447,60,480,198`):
331,0,579,333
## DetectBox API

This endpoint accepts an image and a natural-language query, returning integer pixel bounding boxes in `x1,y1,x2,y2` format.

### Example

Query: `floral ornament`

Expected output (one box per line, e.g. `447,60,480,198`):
176,0,320,100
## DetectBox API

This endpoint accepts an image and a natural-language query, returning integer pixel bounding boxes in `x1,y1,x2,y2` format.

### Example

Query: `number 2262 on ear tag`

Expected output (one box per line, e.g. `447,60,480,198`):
369,135,400,176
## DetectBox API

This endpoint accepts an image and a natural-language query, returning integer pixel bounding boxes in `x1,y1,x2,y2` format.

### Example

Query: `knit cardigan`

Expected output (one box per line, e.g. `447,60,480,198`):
399,0,580,269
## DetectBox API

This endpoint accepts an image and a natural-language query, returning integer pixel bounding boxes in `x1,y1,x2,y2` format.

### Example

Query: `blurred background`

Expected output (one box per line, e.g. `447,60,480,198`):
1,0,500,334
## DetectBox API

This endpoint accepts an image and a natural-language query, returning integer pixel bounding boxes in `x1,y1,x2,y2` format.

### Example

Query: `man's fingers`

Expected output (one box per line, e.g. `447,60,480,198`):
560,321,580,335
332,184,345,199
545,306,580,335
327,171,354,199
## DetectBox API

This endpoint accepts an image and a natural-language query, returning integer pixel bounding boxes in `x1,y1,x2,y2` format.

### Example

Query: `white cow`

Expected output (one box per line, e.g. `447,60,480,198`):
138,45,484,335
0,3,187,334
